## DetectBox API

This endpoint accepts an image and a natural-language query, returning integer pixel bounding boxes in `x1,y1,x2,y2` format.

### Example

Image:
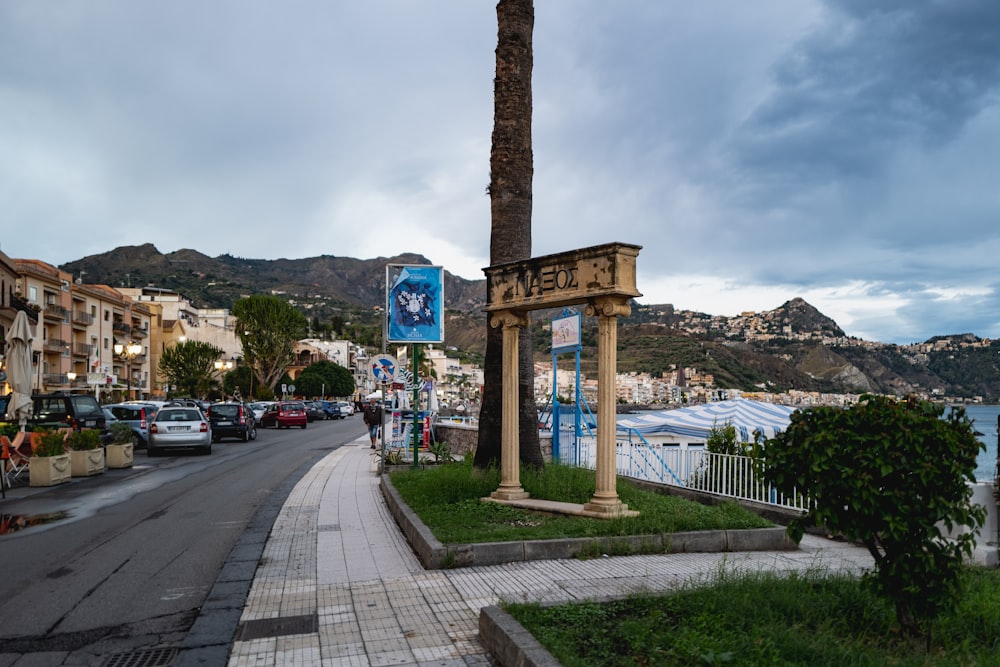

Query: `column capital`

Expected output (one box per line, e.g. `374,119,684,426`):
585,296,632,319
489,309,530,329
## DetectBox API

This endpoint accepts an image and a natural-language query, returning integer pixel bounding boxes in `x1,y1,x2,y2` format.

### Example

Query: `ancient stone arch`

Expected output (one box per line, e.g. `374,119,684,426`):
484,242,641,517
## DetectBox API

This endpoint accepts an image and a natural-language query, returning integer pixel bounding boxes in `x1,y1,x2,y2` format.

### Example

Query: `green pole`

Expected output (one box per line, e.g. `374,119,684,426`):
412,344,420,469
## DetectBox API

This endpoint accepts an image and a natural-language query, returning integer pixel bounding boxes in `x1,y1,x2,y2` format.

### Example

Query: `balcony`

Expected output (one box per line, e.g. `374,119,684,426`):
72,310,95,327
43,372,68,385
113,321,131,334
43,303,70,322
43,338,69,353
3,294,40,325
131,326,148,339
73,342,94,358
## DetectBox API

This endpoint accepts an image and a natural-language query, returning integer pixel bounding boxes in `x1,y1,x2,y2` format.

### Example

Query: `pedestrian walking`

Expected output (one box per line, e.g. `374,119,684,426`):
362,397,383,449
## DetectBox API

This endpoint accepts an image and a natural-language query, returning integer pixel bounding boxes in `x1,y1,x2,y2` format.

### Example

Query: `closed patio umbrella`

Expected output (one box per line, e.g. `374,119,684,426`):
4,310,35,431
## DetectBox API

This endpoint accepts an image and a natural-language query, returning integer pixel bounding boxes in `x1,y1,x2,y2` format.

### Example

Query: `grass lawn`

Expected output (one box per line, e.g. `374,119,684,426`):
504,567,1000,666
388,458,771,545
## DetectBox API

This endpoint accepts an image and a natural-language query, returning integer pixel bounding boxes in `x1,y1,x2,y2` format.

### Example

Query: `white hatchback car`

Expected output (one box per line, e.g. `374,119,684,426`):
148,406,212,456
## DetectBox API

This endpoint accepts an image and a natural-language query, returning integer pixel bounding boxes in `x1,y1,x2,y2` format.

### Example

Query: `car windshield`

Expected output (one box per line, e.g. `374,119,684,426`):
283,402,304,410
158,409,203,421
212,405,240,418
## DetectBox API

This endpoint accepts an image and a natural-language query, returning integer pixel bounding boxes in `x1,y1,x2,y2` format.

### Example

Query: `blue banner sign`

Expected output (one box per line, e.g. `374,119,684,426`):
386,264,445,343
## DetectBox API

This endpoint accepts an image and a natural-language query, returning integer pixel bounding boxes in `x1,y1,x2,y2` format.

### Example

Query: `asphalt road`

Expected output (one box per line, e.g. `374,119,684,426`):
0,414,364,665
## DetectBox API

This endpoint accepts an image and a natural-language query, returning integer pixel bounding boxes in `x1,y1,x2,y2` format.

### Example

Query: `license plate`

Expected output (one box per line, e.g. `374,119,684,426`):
217,420,231,426
85,420,96,427
169,426,188,432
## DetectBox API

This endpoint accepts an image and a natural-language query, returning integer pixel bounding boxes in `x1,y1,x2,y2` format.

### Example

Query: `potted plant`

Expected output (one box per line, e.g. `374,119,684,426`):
29,428,72,487
66,428,105,477
105,421,134,469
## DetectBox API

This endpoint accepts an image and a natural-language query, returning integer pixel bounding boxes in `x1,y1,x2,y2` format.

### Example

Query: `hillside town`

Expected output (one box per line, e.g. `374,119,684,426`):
2,248,994,409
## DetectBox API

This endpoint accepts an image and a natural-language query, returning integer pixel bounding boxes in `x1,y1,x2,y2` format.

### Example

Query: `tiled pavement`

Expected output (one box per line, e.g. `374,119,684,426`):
226,439,875,666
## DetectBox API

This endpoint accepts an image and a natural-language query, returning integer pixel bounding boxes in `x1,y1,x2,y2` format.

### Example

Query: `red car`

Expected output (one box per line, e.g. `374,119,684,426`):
260,401,308,429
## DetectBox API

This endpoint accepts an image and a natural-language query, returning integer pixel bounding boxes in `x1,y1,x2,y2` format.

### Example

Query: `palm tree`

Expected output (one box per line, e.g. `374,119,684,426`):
475,0,543,468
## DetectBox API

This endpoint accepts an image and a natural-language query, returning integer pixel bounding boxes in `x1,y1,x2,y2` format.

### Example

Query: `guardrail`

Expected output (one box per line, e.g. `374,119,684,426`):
572,436,809,512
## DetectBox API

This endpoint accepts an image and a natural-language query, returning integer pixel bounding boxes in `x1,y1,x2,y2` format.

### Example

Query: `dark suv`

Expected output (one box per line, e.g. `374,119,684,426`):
9,393,107,431
206,402,257,442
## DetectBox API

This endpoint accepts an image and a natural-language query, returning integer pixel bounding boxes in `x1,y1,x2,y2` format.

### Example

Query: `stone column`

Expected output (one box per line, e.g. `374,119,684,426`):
583,296,632,516
489,309,530,501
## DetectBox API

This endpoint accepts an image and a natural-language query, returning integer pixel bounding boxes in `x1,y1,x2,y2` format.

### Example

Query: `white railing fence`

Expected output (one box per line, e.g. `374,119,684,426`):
569,436,809,512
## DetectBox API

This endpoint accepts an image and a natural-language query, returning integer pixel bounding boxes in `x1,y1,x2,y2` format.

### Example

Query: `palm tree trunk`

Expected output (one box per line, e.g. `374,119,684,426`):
475,0,542,468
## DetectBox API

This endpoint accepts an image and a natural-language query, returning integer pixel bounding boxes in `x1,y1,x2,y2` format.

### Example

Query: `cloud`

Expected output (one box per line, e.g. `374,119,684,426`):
2,0,1000,346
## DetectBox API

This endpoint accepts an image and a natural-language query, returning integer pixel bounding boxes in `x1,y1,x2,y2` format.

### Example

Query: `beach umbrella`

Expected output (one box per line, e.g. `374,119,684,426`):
4,310,35,431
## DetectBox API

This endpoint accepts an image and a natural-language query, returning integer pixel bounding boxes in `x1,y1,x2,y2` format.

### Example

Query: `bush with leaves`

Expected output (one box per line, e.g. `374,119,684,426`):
761,394,986,636
65,428,102,451
108,421,135,445
32,429,68,457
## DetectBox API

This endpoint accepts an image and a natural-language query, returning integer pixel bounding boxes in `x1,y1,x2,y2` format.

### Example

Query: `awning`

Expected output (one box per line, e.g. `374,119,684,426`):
616,398,797,442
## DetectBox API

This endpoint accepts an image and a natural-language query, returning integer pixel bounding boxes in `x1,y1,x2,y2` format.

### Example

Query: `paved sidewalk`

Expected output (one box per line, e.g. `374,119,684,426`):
226,439,875,666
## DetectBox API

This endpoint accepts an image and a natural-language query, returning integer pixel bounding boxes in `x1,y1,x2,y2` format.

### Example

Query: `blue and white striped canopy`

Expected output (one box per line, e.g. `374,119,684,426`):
616,399,797,442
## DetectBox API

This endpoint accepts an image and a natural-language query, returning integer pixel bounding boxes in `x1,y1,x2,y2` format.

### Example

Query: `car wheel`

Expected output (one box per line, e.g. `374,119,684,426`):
248,426,257,441
202,444,212,455
300,423,307,429
132,432,142,448
147,446,158,457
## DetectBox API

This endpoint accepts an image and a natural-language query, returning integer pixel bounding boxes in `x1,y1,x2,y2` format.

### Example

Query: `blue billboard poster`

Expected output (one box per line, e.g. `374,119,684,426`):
386,264,445,343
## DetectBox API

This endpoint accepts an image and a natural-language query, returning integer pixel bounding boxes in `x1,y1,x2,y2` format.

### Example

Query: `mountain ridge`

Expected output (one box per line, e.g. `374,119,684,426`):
59,245,1000,401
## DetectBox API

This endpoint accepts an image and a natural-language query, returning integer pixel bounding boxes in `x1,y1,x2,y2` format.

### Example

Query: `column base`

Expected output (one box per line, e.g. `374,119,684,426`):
491,486,530,501
583,498,635,517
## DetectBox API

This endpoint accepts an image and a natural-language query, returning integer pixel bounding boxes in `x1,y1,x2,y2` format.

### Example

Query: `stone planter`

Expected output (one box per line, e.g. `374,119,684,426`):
70,449,105,477
29,453,72,487
105,443,133,469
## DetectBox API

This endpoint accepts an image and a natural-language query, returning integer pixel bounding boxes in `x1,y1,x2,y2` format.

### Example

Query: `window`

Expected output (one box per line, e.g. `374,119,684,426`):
29,286,37,303
104,309,110,321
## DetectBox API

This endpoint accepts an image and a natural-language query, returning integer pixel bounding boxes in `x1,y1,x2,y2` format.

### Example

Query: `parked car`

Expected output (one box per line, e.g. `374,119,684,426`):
303,401,325,422
315,400,341,420
206,402,257,442
249,401,273,422
334,401,355,417
147,406,212,455
260,401,308,429
2,392,108,432
103,401,158,448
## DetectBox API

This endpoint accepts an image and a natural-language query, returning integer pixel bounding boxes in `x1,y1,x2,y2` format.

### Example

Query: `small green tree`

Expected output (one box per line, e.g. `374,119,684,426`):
762,395,986,637
159,340,224,398
296,360,355,398
233,295,307,395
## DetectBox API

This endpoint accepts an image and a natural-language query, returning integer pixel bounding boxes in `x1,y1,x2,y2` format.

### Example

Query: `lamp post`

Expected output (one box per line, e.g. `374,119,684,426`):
214,359,233,400
66,371,76,390
114,341,142,401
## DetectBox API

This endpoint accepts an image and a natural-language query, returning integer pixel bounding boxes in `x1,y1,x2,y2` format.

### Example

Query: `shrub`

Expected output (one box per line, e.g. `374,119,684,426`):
762,394,986,636
32,429,68,457
108,421,135,445
65,428,102,450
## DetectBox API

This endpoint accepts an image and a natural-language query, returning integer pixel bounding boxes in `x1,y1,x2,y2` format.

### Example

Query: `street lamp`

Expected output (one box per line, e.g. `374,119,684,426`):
114,341,142,400
66,371,76,389
214,359,233,399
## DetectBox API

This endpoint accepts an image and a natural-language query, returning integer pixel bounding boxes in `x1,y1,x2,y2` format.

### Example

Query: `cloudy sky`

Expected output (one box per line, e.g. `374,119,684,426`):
2,1,999,345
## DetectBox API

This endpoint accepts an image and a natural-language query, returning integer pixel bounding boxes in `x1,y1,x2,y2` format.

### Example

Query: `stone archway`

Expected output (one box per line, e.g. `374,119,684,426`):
483,242,641,517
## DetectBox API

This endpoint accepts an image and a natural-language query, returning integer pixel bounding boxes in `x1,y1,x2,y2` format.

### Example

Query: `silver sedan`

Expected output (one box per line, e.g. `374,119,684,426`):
147,406,212,456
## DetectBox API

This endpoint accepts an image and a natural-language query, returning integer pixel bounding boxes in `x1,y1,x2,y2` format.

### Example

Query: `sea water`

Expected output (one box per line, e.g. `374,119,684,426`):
963,405,999,482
